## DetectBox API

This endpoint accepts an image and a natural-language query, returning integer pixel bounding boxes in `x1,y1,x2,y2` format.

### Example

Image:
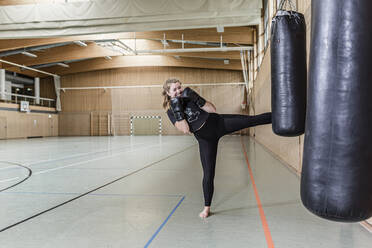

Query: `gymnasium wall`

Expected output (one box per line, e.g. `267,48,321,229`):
0,102,58,139
251,0,372,228
250,0,310,174
58,66,247,136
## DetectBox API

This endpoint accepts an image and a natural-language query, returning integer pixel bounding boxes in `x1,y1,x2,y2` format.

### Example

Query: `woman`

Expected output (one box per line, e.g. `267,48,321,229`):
162,78,272,218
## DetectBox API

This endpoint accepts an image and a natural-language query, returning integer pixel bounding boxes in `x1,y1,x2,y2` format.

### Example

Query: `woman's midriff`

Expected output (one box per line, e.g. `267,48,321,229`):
193,112,218,133
194,121,206,132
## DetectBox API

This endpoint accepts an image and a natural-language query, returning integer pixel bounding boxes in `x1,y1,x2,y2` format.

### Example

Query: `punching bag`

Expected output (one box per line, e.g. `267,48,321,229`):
301,0,372,222
271,8,307,136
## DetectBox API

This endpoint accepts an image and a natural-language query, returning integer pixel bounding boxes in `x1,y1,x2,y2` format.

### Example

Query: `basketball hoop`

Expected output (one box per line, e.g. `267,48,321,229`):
20,101,30,113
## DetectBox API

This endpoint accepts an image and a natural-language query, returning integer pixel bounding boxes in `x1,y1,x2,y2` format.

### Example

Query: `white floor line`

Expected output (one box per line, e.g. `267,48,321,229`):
0,146,165,184
0,143,163,182
33,143,174,175
0,177,20,183
0,141,155,171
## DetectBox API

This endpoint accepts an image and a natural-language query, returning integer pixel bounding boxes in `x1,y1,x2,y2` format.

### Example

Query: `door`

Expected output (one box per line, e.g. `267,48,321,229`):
0,117,7,139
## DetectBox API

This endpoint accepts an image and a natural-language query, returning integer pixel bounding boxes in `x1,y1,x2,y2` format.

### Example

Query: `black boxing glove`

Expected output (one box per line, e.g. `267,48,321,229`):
170,97,185,121
181,87,206,108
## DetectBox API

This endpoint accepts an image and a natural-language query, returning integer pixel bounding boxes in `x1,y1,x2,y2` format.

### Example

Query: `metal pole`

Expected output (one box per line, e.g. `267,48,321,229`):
135,46,252,54
60,82,246,91
0,59,59,77
35,77,40,105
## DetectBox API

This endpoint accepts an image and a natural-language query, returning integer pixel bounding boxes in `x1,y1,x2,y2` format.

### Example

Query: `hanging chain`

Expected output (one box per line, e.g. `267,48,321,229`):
279,0,295,11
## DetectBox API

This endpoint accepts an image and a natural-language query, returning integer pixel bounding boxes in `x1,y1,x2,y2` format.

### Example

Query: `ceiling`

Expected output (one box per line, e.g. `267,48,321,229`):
0,1,261,77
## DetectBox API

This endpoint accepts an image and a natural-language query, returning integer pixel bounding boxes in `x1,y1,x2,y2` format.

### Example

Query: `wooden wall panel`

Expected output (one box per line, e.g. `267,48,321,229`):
89,112,110,136
61,89,112,113
111,113,130,135
0,116,6,139
61,67,243,87
133,118,160,135
250,44,302,172
50,115,58,136
40,77,57,100
58,112,90,136
0,109,58,139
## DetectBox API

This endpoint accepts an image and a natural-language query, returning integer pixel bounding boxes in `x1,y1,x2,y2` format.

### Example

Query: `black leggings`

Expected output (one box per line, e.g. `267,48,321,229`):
193,112,272,206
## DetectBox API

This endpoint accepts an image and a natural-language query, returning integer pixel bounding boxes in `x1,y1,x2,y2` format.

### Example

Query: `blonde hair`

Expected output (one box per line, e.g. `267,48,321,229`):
162,78,181,109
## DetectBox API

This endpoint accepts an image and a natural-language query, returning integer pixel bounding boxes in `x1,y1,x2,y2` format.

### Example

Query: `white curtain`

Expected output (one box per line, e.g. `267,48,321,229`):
53,76,61,112
0,0,262,38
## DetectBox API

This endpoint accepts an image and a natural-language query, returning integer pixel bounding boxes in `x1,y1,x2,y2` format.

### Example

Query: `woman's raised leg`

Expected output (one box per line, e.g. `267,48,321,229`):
217,112,272,138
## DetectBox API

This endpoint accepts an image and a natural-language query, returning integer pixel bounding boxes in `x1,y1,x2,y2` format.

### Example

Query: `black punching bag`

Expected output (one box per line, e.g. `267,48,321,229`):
271,10,307,136
301,0,372,222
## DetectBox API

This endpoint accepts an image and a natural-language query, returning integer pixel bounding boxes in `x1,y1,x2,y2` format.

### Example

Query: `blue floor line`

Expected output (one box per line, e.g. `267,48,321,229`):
144,196,185,248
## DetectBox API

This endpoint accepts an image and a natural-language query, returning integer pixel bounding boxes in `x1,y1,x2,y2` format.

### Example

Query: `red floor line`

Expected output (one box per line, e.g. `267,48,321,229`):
241,137,275,248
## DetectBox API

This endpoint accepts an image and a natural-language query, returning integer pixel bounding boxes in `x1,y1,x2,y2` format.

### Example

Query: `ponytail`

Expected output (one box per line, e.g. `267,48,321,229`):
162,90,171,109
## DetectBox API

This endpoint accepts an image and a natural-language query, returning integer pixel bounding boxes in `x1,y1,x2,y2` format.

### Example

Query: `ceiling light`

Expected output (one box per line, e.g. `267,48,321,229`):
161,39,169,46
73,40,88,47
96,41,132,55
217,25,224,33
224,59,230,64
57,63,70,68
21,51,37,58
104,56,112,60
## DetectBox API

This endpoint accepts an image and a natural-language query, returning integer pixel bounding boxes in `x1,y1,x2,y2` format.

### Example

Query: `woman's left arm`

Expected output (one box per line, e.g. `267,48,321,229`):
201,101,217,113
182,87,216,113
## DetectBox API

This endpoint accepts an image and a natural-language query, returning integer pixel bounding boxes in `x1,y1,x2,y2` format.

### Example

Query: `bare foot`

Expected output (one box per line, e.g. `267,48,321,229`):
199,206,211,218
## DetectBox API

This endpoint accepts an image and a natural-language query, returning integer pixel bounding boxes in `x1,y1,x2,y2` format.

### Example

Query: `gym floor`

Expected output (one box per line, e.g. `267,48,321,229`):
0,136,371,248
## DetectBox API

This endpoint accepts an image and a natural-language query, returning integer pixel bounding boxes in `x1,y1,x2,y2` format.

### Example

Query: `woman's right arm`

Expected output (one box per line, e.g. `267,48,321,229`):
175,119,191,134
201,101,216,113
